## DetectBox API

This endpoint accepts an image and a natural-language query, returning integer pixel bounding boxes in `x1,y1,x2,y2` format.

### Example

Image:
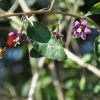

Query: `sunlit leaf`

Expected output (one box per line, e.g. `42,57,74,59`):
93,84,100,93
21,78,31,97
79,76,86,90
64,79,78,89
82,53,92,62
85,2,100,16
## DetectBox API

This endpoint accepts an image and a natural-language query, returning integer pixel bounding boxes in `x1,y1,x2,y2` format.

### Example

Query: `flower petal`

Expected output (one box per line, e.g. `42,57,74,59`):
57,33,64,37
13,30,18,34
21,34,29,43
81,32,86,40
71,26,76,32
81,20,87,26
73,31,79,38
52,30,57,35
9,32,15,36
84,28,91,34
75,21,80,26
71,21,80,32
9,30,18,36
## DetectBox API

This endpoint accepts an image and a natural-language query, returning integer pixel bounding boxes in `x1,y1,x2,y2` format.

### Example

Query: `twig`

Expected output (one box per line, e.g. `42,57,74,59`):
17,0,37,21
9,85,18,100
17,1,40,100
64,48,100,77
49,0,55,11
0,10,99,30
48,62,65,100
28,57,46,100
8,0,19,12
0,90,27,100
0,10,80,19
66,0,81,48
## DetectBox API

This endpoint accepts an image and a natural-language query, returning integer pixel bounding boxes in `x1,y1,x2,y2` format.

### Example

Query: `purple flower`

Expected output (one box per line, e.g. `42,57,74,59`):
9,30,29,46
71,20,91,40
52,30,64,42
21,16,27,22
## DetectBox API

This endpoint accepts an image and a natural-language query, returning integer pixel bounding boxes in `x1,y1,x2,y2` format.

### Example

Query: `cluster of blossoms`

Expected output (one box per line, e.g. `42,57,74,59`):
7,16,28,47
51,20,91,43
7,20,91,47
1,19,92,59
8,30,29,46
71,20,91,40
52,30,64,42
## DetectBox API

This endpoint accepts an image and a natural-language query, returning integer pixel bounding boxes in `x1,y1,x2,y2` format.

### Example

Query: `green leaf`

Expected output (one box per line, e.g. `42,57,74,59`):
21,78,32,97
30,48,43,58
94,35,100,61
50,23,59,31
82,53,92,62
93,84,100,93
85,2,100,16
27,20,67,61
64,79,78,89
79,76,86,90
25,0,37,6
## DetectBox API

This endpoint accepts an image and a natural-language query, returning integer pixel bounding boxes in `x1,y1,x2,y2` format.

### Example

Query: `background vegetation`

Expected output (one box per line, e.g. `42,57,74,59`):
0,0,100,100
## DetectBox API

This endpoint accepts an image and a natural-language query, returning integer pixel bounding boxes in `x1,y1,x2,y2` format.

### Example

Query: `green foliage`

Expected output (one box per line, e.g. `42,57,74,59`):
67,0,84,6
94,35,100,61
79,76,86,90
82,53,92,62
93,84,100,93
41,76,52,88
25,0,37,6
27,19,67,61
85,2,100,16
30,48,43,58
50,23,59,31
64,79,78,89
1,0,100,100
21,78,31,97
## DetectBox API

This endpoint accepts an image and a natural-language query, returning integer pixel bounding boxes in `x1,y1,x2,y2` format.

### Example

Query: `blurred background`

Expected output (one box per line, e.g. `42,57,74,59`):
0,0,100,100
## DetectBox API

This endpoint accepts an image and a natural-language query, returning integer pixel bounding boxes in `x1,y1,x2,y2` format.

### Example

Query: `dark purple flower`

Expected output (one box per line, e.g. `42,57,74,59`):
71,20,91,40
9,30,29,46
52,30,64,42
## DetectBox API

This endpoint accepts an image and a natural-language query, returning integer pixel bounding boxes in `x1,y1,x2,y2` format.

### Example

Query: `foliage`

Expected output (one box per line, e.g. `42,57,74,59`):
0,0,100,100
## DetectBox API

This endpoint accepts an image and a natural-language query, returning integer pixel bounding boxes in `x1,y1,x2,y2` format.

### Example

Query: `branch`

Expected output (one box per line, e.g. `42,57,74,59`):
8,0,19,12
64,48,100,77
17,0,37,21
48,62,65,100
0,10,80,19
0,90,27,100
66,0,81,48
0,10,100,30
49,0,55,11
28,57,46,100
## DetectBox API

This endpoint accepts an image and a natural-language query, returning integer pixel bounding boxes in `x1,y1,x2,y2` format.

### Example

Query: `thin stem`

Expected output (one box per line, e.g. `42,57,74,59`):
66,0,81,48
48,62,65,100
49,0,56,10
0,10,100,30
28,57,46,100
8,0,19,12
0,10,80,19
84,17,100,30
0,90,27,100
64,48,100,77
